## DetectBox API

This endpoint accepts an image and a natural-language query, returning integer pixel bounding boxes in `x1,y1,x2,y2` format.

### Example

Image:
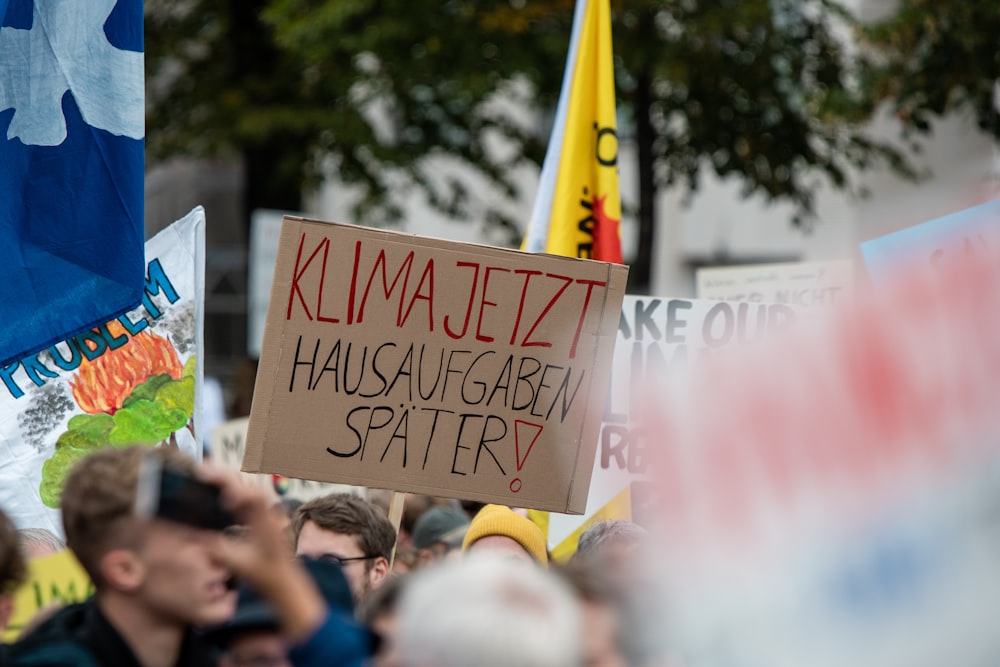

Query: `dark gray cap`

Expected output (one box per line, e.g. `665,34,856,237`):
411,506,470,550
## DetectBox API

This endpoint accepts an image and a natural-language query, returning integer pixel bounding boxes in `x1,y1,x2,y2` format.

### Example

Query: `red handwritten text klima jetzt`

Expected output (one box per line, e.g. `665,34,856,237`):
284,234,608,360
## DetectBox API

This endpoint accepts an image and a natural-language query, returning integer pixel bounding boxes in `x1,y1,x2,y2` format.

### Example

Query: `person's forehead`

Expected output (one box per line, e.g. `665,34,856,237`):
145,518,198,543
296,520,363,556
469,534,531,558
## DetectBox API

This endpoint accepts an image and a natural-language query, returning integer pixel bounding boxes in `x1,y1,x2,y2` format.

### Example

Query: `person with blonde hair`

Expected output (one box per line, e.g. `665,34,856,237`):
10,446,370,667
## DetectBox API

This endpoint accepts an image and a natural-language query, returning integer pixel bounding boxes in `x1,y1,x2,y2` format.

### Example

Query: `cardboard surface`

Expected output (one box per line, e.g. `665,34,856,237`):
243,217,627,513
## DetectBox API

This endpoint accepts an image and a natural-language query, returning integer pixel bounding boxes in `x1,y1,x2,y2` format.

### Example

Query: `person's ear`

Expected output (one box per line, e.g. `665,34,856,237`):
369,556,390,588
99,549,145,593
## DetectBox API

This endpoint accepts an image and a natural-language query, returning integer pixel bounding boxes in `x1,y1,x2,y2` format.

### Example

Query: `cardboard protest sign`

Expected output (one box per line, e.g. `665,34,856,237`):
861,198,1000,282
243,217,627,513
3,549,92,642
212,417,360,502
696,260,854,308
0,209,205,536
545,296,798,551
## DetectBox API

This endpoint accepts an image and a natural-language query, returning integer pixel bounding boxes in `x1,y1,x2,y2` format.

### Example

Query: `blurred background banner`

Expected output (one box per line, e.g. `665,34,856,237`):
0,209,205,536
696,260,855,309
861,198,1000,282
247,208,301,360
210,416,361,502
648,240,1000,667
2,549,92,642
0,0,145,367
546,295,798,557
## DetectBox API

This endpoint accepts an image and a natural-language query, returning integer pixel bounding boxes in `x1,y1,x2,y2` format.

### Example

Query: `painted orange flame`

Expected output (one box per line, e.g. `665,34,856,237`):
71,321,183,415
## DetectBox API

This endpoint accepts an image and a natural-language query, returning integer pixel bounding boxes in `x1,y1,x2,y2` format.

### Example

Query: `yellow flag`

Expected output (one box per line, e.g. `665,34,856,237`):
524,0,628,551
522,0,622,263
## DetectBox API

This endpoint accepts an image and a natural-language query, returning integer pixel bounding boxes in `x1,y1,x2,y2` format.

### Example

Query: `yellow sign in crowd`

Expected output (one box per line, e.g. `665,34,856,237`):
3,551,92,642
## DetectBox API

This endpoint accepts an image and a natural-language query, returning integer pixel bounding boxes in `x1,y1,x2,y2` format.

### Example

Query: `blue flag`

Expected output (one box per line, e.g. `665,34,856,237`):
0,0,145,367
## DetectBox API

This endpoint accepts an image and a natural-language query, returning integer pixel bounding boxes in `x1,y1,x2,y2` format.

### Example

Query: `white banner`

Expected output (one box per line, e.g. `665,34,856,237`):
247,209,294,359
0,208,206,535
696,260,854,308
652,255,1000,667
546,296,797,548
211,417,361,502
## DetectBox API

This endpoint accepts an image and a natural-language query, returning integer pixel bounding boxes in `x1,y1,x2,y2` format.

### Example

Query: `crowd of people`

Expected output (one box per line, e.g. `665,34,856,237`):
0,445,666,667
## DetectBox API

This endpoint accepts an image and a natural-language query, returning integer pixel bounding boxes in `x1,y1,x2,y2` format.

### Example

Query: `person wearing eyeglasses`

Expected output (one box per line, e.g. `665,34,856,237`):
292,494,396,605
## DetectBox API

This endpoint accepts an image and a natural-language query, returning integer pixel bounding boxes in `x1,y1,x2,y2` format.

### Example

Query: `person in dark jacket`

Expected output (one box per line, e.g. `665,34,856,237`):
10,446,233,667
206,557,360,667
9,446,369,667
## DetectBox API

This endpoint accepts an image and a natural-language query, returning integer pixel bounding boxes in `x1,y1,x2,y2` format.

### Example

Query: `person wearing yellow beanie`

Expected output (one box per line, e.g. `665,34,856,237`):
461,504,549,567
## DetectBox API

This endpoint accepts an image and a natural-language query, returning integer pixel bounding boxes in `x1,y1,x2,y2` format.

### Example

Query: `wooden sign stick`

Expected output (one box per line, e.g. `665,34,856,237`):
388,491,406,569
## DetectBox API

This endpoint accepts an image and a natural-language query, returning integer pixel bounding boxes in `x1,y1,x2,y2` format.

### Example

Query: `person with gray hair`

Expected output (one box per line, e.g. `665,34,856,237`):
574,519,647,563
16,527,65,560
394,556,582,667
570,521,675,667
561,560,660,667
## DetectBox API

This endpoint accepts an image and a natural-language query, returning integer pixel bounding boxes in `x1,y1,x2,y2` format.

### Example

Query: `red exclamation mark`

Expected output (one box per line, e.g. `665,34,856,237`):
511,420,543,493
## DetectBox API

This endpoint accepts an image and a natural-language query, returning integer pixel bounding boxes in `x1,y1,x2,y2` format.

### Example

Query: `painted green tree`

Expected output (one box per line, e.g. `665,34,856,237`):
146,0,913,290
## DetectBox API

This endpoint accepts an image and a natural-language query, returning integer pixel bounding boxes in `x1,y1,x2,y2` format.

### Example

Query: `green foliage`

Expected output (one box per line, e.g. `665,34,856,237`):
156,376,196,416
145,0,917,265
863,0,1000,140
259,0,560,226
611,0,916,217
122,373,173,409
44,414,117,506
145,0,316,211
57,414,114,449
40,446,90,508
108,399,190,447
39,370,196,506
